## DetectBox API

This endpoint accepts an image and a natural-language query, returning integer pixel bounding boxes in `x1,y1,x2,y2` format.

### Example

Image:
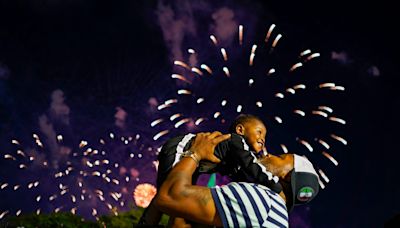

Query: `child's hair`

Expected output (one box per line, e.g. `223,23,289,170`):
228,114,263,133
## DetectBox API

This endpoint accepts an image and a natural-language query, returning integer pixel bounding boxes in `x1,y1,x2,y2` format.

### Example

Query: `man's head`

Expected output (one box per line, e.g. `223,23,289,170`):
259,153,320,211
229,114,266,152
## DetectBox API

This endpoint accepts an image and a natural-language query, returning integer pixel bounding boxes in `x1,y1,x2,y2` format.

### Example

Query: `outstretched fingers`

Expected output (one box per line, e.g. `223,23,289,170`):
190,132,231,163
208,131,222,138
211,133,231,145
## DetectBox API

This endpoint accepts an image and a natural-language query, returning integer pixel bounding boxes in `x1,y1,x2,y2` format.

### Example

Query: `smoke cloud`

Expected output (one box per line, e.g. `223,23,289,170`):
211,7,237,46
114,106,128,129
49,89,71,125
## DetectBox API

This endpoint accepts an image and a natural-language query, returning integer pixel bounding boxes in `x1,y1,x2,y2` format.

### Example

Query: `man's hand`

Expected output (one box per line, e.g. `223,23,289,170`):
190,131,231,163
156,132,226,226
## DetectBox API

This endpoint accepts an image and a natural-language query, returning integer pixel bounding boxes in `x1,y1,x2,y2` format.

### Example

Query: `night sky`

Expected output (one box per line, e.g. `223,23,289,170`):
0,0,397,227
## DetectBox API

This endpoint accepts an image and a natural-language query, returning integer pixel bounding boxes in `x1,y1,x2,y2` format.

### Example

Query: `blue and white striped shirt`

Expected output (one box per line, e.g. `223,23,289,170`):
211,182,288,228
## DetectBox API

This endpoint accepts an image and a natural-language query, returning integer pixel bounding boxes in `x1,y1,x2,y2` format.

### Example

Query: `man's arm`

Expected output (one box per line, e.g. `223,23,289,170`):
154,132,230,226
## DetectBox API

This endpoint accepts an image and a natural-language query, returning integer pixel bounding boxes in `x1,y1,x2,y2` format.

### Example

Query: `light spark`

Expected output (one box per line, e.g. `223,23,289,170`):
239,25,243,45
4,154,16,160
318,139,330,149
153,130,169,141
318,169,330,183
191,67,203,76
322,151,339,166
265,24,276,43
318,179,326,189
289,62,303,72
174,60,190,70
331,86,345,91
157,104,170,110
293,84,306,90
293,110,305,116
274,116,283,124
286,88,296,94
57,135,63,142
171,74,191,84
249,78,254,86
223,67,230,77
220,48,228,61
200,64,213,74
209,35,218,46
151,118,164,127
318,106,333,113
271,34,282,48
267,68,276,75
0,211,9,219
306,52,320,61
330,134,347,145
177,89,192,95
329,117,346,125
298,139,313,152
319,83,335,88
170,113,181,121
312,110,328,118
1,183,8,190
300,49,311,56
195,118,205,125
196,98,205,104
280,144,288,153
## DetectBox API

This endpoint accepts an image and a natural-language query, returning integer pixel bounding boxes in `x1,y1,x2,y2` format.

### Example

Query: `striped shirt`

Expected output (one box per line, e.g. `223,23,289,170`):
211,182,289,228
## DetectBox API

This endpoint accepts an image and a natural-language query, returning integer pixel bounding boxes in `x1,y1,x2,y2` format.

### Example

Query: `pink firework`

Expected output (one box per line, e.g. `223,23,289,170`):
133,183,157,208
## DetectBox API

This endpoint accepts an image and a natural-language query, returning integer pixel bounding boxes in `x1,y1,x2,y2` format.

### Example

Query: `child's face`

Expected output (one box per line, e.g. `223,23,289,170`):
240,119,267,152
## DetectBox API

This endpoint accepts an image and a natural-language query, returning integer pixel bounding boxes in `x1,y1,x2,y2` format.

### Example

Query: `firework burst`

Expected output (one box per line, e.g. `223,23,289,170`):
149,23,347,190
0,130,158,220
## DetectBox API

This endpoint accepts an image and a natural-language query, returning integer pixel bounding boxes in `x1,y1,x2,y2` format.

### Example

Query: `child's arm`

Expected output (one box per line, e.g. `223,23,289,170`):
226,134,283,193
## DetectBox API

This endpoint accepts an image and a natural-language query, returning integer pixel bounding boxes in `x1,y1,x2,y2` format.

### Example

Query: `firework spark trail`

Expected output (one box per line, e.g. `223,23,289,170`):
322,151,339,166
210,35,218,46
265,24,276,43
239,25,243,45
249,44,257,66
280,144,289,153
317,139,330,149
1,130,158,220
191,68,203,76
171,74,191,84
220,48,228,61
148,23,347,191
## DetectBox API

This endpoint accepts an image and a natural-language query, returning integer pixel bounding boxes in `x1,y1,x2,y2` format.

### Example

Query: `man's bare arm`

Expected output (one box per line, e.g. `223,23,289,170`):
154,132,230,226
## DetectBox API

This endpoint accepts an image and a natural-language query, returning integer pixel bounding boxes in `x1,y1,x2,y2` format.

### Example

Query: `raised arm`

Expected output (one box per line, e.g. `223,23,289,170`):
154,132,230,226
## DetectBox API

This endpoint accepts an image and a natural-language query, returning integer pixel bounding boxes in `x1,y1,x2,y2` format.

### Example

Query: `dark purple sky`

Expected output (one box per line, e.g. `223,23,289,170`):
0,0,397,227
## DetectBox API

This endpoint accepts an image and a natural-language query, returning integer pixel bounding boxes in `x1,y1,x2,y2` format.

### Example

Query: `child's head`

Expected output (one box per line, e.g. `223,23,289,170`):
229,114,267,152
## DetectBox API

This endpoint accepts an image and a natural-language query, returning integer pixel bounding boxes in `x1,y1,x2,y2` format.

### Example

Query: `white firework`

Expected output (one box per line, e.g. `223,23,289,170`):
149,23,347,189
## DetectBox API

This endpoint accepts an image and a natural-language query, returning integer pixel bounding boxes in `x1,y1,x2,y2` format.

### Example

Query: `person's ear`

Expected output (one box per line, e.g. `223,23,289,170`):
235,124,245,135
